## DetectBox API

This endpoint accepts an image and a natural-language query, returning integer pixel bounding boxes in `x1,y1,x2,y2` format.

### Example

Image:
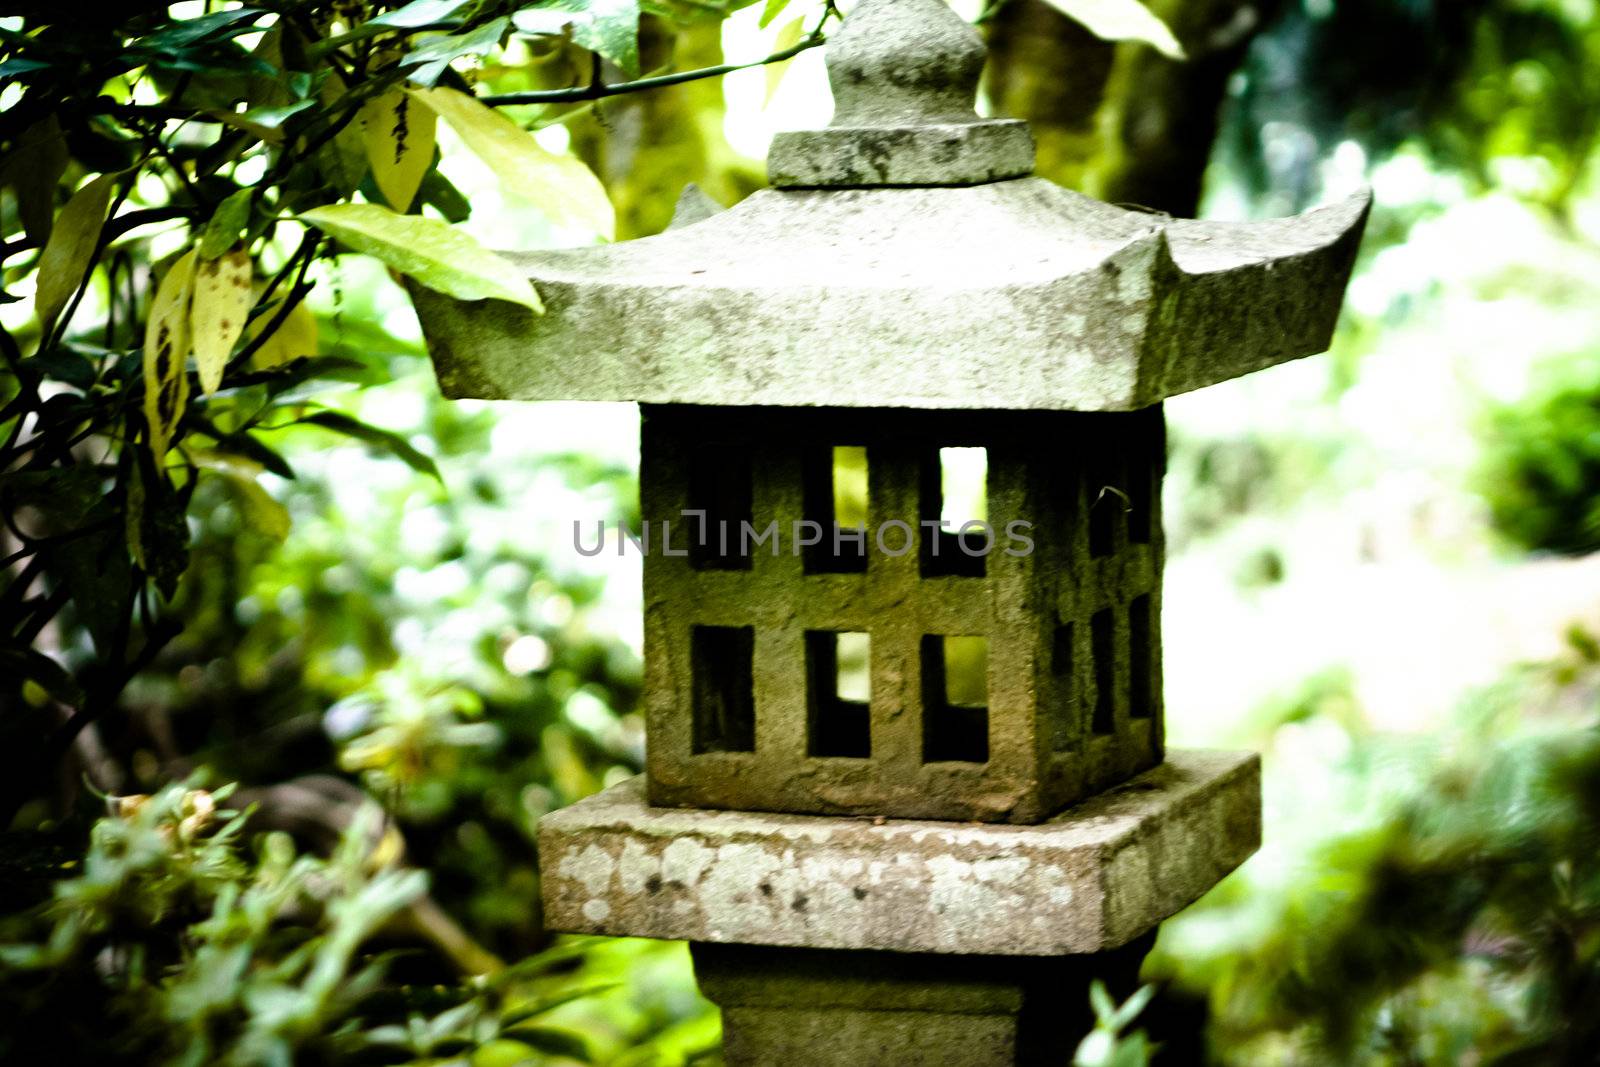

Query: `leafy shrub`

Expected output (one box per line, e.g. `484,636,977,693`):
1479,358,1600,556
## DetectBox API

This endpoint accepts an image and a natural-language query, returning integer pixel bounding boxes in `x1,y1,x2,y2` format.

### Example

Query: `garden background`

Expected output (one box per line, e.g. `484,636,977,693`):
2,0,1600,1063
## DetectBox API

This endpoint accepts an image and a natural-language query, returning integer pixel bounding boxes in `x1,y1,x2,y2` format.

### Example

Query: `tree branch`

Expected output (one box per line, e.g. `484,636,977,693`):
482,33,827,107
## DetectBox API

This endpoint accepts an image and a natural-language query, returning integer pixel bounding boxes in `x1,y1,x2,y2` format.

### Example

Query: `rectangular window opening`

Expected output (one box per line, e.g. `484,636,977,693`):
691,625,755,753
921,635,989,763
806,630,871,758
803,446,869,574
1091,608,1116,735
1050,621,1075,751
921,447,987,578
688,445,752,571
1129,595,1153,719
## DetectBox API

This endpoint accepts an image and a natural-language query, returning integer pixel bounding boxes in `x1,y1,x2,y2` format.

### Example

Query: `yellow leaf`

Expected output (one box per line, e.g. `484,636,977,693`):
361,89,437,211
409,85,614,240
190,449,290,542
766,17,806,105
300,203,542,311
143,249,196,463
35,173,116,337
249,298,318,369
190,248,252,395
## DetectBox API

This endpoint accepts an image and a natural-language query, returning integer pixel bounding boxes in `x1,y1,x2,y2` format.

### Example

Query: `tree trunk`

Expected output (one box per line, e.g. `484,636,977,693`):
985,0,1284,216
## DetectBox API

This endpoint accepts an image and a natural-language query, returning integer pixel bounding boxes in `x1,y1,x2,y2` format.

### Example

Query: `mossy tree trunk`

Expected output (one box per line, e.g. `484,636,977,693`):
985,0,1283,216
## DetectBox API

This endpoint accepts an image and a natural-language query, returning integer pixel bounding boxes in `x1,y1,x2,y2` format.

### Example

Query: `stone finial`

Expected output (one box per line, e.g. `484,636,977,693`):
767,0,1035,188
825,0,987,126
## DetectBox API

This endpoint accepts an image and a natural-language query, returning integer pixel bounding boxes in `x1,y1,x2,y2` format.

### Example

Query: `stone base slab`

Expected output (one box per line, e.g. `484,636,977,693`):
538,749,1259,955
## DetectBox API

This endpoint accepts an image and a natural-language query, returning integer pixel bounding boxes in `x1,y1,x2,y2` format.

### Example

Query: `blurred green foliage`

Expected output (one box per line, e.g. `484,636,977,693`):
1152,634,1600,1064
1479,357,1600,556
1222,0,1600,215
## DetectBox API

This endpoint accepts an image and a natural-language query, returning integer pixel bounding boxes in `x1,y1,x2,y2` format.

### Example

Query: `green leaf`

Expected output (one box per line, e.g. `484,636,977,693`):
369,0,475,28
1088,979,1116,1023
32,346,97,390
0,116,68,244
298,410,442,482
0,649,83,706
1109,984,1155,1032
211,431,295,480
409,85,614,239
400,17,509,87
35,173,116,337
0,467,103,528
299,203,542,311
210,98,316,143
200,189,254,259
318,80,370,198
244,25,290,110
27,488,131,654
419,168,472,223
136,8,267,51
128,460,190,601
500,1026,590,1061
1037,0,1184,59
513,0,641,77
125,451,148,571
758,0,793,29
499,982,621,1027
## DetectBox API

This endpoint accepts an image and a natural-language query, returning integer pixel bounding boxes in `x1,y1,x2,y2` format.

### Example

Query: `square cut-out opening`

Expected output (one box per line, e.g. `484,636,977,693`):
1049,621,1075,751
806,630,871,758
803,446,869,574
921,635,989,763
687,445,752,570
920,448,988,578
1129,594,1153,718
691,625,755,753
1091,608,1116,735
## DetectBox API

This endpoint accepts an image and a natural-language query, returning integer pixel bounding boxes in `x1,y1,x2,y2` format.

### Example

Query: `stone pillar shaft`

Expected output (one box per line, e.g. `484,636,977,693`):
694,936,1155,1066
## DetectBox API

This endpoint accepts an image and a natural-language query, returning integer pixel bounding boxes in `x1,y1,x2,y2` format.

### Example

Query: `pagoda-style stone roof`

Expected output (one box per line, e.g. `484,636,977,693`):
410,0,1371,412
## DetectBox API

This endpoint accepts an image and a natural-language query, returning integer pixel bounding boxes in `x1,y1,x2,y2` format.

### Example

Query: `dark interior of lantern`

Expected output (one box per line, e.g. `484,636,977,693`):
692,624,756,753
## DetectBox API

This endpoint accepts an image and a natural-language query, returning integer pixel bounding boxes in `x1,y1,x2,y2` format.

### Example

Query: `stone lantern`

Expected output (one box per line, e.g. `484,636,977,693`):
409,0,1369,1060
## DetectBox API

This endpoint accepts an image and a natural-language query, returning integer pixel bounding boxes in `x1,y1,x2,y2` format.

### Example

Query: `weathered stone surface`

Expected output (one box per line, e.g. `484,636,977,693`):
692,935,1153,1067
768,0,1036,188
768,121,1035,188
408,180,1370,412
640,405,1165,823
538,748,1260,955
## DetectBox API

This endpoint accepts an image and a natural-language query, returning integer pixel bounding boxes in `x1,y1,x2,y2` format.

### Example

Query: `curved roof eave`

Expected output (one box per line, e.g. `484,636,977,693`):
410,185,1370,412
